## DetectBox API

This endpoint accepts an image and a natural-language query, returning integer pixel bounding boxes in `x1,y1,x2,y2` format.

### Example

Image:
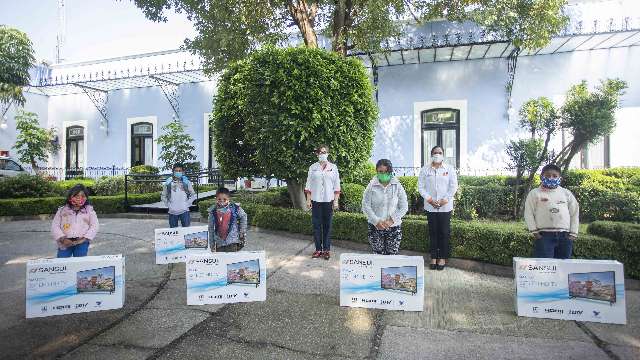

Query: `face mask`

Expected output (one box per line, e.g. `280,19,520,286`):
431,154,443,163
217,200,230,210
318,154,328,162
70,196,86,207
174,172,183,178
541,175,561,189
377,173,392,183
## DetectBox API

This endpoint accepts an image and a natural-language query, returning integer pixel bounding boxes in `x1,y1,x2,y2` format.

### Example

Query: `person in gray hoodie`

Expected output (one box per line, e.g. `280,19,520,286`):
161,163,195,228
361,159,409,255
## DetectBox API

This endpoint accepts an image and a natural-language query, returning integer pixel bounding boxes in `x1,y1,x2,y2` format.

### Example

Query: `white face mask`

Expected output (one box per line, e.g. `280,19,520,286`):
431,154,444,163
318,153,328,162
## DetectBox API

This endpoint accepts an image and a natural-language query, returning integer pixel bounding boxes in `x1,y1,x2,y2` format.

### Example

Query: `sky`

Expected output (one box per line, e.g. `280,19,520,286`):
0,0,197,64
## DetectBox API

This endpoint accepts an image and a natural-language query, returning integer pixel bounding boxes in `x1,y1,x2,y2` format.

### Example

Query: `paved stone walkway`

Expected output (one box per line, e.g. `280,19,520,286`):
0,217,638,359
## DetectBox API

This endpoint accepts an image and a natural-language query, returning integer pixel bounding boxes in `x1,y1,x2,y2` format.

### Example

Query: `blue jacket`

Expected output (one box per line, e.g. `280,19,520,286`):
207,203,248,249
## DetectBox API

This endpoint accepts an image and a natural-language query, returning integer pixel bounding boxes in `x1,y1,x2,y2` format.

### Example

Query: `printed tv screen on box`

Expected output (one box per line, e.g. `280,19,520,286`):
26,255,125,318
154,226,210,264
514,258,626,324
186,251,266,305
340,253,424,311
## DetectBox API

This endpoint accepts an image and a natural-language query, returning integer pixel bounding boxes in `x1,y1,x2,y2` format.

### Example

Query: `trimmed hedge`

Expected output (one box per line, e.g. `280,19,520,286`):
198,201,637,278
0,193,160,216
588,221,640,278
340,183,365,213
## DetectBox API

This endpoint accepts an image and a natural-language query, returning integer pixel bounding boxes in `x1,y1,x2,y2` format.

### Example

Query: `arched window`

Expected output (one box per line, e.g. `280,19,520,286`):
131,122,153,166
66,126,84,178
421,108,460,168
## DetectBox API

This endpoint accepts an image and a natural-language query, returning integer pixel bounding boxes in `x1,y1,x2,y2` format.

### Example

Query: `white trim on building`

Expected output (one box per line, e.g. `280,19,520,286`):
126,116,158,168
61,120,88,177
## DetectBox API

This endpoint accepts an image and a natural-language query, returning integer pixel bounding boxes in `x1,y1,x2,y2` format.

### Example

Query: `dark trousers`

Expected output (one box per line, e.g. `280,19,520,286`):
311,201,333,251
534,231,573,259
169,211,191,228
426,211,451,259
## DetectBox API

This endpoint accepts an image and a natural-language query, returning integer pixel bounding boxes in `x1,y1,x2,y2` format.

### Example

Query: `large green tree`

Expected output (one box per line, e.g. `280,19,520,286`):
13,110,59,172
0,25,35,112
212,47,378,208
131,0,568,71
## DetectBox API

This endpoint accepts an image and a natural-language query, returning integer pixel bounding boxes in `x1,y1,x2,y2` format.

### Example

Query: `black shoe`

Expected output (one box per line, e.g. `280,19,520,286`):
436,264,446,271
429,264,437,270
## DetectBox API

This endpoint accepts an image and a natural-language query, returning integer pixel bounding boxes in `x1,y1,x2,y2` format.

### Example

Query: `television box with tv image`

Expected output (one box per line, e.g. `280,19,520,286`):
184,231,209,249
227,259,261,287
568,271,616,304
381,266,417,295
76,266,116,294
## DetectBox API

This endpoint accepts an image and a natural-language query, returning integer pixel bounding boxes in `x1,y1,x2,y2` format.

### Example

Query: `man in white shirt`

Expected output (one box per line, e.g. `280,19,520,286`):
304,145,341,260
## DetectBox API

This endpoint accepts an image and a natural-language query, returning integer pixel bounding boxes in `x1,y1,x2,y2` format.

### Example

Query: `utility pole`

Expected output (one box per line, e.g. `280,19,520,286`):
56,0,66,63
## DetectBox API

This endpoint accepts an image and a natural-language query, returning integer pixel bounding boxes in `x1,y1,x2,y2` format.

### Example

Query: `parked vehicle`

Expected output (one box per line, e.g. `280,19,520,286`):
0,156,29,177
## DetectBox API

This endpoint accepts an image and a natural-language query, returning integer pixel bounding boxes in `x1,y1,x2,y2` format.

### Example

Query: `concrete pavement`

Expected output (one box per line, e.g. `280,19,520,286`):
0,217,638,359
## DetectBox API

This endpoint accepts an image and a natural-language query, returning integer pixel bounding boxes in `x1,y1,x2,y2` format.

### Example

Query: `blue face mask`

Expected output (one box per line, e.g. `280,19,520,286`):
174,171,183,178
541,175,561,189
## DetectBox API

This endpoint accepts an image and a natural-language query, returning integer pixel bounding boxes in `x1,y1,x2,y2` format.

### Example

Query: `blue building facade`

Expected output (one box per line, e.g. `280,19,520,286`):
1,0,639,178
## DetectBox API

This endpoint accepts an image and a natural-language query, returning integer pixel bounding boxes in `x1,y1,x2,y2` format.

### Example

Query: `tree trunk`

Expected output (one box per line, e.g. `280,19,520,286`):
287,0,319,48
331,0,353,56
30,156,39,175
287,178,308,210
512,169,523,219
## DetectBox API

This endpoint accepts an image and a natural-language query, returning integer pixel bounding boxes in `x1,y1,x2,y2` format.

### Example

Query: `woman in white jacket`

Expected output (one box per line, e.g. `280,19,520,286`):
418,146,458,270
361,159,409,255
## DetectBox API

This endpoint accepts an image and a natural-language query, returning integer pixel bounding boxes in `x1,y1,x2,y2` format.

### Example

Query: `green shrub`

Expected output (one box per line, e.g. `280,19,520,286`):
53,179,96,196
569,185,640,222
340,183,365,213
587,221,640,278
93,176,125,195
0,174,57,198
0,193,160,216
397,176,421,214
342,162,376,186
130,165,159,174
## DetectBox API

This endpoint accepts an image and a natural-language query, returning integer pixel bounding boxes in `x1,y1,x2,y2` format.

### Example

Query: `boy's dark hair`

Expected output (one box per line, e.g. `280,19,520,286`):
66,184,90,206
216,187,231,196
315,144,330,153
541,164,562,175
173,163,184,171
430,145,444,155
375,159,393,174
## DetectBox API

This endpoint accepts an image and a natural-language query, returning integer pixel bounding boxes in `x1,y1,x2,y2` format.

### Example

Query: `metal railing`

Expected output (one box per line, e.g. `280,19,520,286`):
394,166,512,177
31,166,130,180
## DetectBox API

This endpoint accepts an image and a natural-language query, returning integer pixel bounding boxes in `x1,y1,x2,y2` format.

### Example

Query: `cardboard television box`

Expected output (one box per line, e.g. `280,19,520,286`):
514,257,626,324
186,251,267,305
155,225,210,264
340,253,424,311
26,255,125,318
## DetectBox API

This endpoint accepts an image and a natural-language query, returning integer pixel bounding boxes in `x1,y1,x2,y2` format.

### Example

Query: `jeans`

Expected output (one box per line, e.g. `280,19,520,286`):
57,241,90,258
169,211,191,228
311,201,333,251
534,231,573,259
426,211,452,259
